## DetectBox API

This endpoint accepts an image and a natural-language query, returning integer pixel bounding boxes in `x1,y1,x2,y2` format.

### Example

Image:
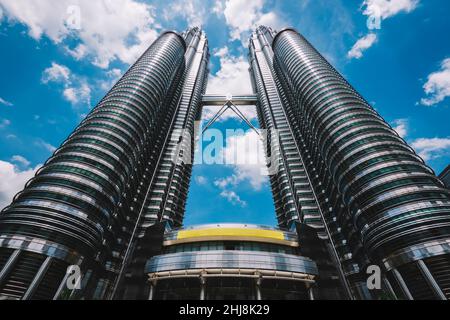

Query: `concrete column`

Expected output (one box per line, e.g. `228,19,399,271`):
200,276,207,300
417,260,446,300
382,276,398,300
0,249,21,287
23,256,52,300
308,284,315,300
392,268,413,300
148,279,157,300
255,277,262,300
53,268,71,300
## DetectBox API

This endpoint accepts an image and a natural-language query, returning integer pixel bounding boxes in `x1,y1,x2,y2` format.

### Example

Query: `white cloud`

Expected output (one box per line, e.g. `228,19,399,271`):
35,139,57,153
63,82,91,106
232,164,267,190
11,155,31,168
0,96,13,106
213,46,229,58
0,159,41,210
349,0,419,59
195,175,208,185
164,0,206,27
219,190,247,207
0,0,159,68
106,68,123,79
207,47,252,95
215,175,238,189
42,62,71,84
100,68,124,91
392,118,408,138
0,118,10,128
420,58,450,106
222,0,284,43
42,62,91,107
224,0,263,41
363,0,419,20
214,130,268,191
204,46,257,122
411,137,450,161
347,33,377,59
225,131,268,188
65,43,88,60
212,130,269,207
212,0,224,15
256,11,282,30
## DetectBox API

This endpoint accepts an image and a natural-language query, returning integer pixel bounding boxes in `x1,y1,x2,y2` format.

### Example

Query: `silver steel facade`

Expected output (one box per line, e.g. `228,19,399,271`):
0,26,450,300
439,165,450,189
251,26,450,300
248,27,352,299
0,28,209,300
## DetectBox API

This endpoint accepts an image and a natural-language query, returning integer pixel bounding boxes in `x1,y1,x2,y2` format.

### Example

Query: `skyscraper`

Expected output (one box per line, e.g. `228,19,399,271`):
0,26,449,300
439,165,450,189
251,26,450,300
0,27,209,300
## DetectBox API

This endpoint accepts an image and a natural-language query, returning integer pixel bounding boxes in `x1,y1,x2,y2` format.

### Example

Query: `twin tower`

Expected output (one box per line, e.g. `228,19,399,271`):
0,27,449,300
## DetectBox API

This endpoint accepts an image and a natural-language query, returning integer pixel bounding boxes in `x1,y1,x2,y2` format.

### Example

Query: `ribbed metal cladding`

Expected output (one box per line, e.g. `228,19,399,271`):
0,31,187,299
249,27,357,299
139,28,209,231
271,28,450,265
103,28,210,300
249,35,301,229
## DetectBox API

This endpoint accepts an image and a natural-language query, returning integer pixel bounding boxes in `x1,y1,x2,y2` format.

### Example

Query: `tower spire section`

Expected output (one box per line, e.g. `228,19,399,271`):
270,27,450,299
0,31,187,300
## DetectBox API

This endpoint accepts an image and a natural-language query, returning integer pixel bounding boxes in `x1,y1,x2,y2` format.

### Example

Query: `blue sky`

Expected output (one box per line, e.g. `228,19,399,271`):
0,0,449,227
